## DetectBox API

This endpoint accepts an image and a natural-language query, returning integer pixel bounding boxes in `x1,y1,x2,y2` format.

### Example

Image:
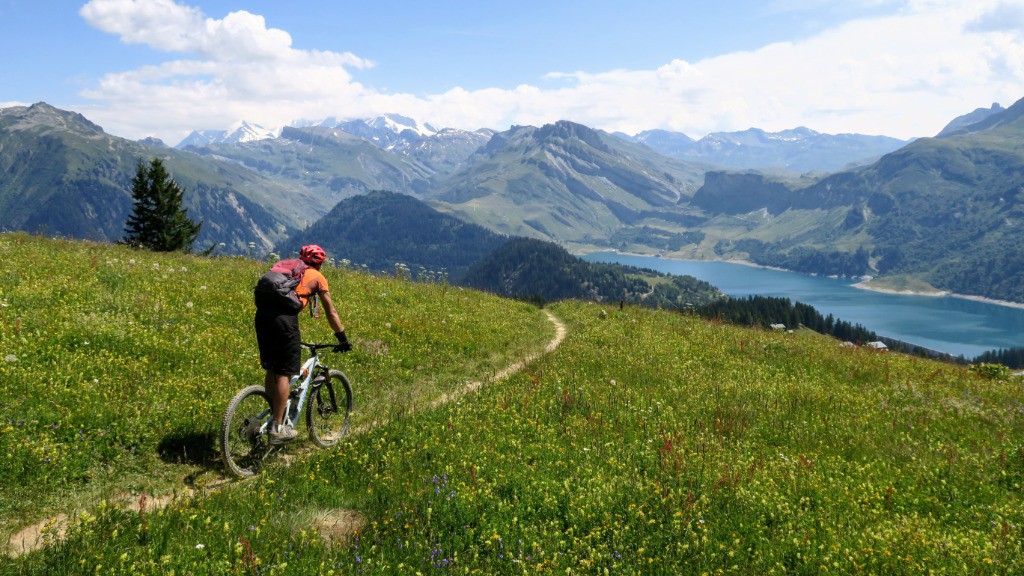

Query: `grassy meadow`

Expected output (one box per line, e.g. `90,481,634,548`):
2,233,1023,574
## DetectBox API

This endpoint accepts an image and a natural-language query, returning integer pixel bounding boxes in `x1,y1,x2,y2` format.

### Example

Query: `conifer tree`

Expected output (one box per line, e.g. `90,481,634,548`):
123,158,201,252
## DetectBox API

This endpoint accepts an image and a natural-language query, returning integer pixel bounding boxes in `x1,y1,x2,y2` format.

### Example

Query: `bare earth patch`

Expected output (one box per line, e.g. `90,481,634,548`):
312,509,368,547
7,514,68,558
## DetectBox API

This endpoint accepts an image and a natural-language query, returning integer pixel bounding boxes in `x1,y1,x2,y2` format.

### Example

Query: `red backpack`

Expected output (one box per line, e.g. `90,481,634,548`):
254,259,309,312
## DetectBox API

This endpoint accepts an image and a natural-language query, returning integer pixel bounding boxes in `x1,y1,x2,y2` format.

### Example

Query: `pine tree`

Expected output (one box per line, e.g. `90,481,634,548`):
123,158,201,252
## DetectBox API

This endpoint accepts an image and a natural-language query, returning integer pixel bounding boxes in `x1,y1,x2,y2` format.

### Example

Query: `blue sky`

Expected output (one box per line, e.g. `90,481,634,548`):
3,1,1024,145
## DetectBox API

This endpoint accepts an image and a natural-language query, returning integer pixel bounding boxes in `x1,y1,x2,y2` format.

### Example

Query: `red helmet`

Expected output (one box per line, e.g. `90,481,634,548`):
299,244,327,266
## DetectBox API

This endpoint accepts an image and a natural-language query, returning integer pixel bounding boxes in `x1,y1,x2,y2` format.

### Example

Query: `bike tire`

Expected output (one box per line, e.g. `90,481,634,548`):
306,370,353,447
221,385,274,478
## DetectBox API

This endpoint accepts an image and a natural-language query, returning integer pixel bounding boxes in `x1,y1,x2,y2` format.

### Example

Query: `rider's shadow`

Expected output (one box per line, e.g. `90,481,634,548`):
157,430,220,471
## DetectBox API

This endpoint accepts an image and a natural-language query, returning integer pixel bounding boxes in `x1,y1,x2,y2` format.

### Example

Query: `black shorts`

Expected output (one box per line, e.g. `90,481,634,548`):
254,309,301,376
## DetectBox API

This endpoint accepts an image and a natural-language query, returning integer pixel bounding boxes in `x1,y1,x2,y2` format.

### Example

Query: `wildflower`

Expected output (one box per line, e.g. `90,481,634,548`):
186,302,194,309
3,354,16,363
195,543,205,550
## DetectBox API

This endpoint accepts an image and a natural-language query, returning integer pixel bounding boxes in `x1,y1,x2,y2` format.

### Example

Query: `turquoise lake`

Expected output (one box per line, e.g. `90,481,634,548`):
582,251,1024,359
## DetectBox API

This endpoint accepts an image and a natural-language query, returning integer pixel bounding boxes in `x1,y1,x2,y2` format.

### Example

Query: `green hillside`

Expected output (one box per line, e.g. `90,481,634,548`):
464,237,724,309
282,190,510,280
2,234,1023,573
686,96,1024,303
0,103,306,252
429,120,711,248
186,127,437,226
0,233,553,534
281,192,721,305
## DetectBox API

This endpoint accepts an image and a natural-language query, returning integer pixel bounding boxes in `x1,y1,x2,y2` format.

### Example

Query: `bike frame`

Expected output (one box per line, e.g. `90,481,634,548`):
256,343,331,434
284,354,319,426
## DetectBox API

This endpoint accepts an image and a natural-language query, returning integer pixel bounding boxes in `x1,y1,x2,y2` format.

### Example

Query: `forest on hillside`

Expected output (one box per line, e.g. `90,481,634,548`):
463,237,723,309
696,295,878,343
693,295,1024,367
719,240,872,278
283,190,510,281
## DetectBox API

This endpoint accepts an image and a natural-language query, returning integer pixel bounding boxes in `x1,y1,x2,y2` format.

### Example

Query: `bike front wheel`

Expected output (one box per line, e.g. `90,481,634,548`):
306,370,353,447
221,385,273,478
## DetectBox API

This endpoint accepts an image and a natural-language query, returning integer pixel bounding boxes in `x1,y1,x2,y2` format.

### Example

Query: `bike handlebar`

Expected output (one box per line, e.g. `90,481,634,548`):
300,342,343,352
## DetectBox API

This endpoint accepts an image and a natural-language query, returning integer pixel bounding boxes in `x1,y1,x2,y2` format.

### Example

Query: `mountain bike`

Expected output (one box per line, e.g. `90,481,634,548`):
220,342,353,478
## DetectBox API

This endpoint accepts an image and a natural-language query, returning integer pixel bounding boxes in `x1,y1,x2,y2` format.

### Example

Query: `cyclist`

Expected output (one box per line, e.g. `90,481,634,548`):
254,244,352,444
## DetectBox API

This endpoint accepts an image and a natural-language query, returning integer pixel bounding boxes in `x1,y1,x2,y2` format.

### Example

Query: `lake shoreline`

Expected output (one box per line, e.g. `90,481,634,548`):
850,281,1024,310
584,250,1024,357
588,250,1024,312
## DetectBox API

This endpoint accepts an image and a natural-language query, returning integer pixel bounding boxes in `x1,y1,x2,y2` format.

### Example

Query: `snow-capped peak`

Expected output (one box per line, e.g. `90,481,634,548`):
223,120,279,143
298,114,439,138
367,114,438,137
175,120,278,148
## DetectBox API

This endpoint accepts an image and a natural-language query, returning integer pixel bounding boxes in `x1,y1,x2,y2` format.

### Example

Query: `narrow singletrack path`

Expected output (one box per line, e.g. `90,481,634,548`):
6,309,568,557
431,310,566,408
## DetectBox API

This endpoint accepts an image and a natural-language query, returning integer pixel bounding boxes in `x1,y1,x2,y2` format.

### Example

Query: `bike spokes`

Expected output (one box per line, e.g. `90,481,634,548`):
222,387,276,478
307,373,352,447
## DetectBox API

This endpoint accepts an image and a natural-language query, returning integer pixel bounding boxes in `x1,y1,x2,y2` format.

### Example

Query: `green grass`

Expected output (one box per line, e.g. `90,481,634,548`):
3,233,1023,574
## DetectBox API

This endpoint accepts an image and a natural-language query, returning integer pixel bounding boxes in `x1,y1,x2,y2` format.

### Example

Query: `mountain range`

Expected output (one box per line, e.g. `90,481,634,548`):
2,97,1023,303
620,126,909,173
427,120,713,245
177,120,280,148
935,102,1006,137
692,97,1024,302
0,103,303,252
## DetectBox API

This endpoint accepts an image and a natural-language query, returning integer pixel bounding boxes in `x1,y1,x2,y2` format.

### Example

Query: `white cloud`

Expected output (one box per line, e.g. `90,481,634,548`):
79,0,340,62
76,0,1024,143
424,0,1024,139
77,0,373,142
80,0,205,53
968,1,1024,32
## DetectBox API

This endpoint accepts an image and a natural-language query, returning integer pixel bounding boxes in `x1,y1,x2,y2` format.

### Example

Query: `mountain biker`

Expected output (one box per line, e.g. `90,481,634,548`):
254,244,352,444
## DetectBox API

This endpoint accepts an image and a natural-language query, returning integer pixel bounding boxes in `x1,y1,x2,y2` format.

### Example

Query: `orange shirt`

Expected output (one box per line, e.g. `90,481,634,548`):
295,267,329,309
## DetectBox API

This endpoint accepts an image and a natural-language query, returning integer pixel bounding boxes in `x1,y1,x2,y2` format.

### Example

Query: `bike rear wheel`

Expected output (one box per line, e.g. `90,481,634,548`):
221,385,274,478
306,370,353,447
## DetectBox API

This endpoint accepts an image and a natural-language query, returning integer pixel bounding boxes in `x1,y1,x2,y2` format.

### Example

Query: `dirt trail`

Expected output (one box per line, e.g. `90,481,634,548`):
6,310,568,558
433,309,566,407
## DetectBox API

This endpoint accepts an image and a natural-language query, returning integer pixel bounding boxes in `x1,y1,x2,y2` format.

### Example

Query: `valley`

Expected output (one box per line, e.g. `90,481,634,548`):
2,96,1024,307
